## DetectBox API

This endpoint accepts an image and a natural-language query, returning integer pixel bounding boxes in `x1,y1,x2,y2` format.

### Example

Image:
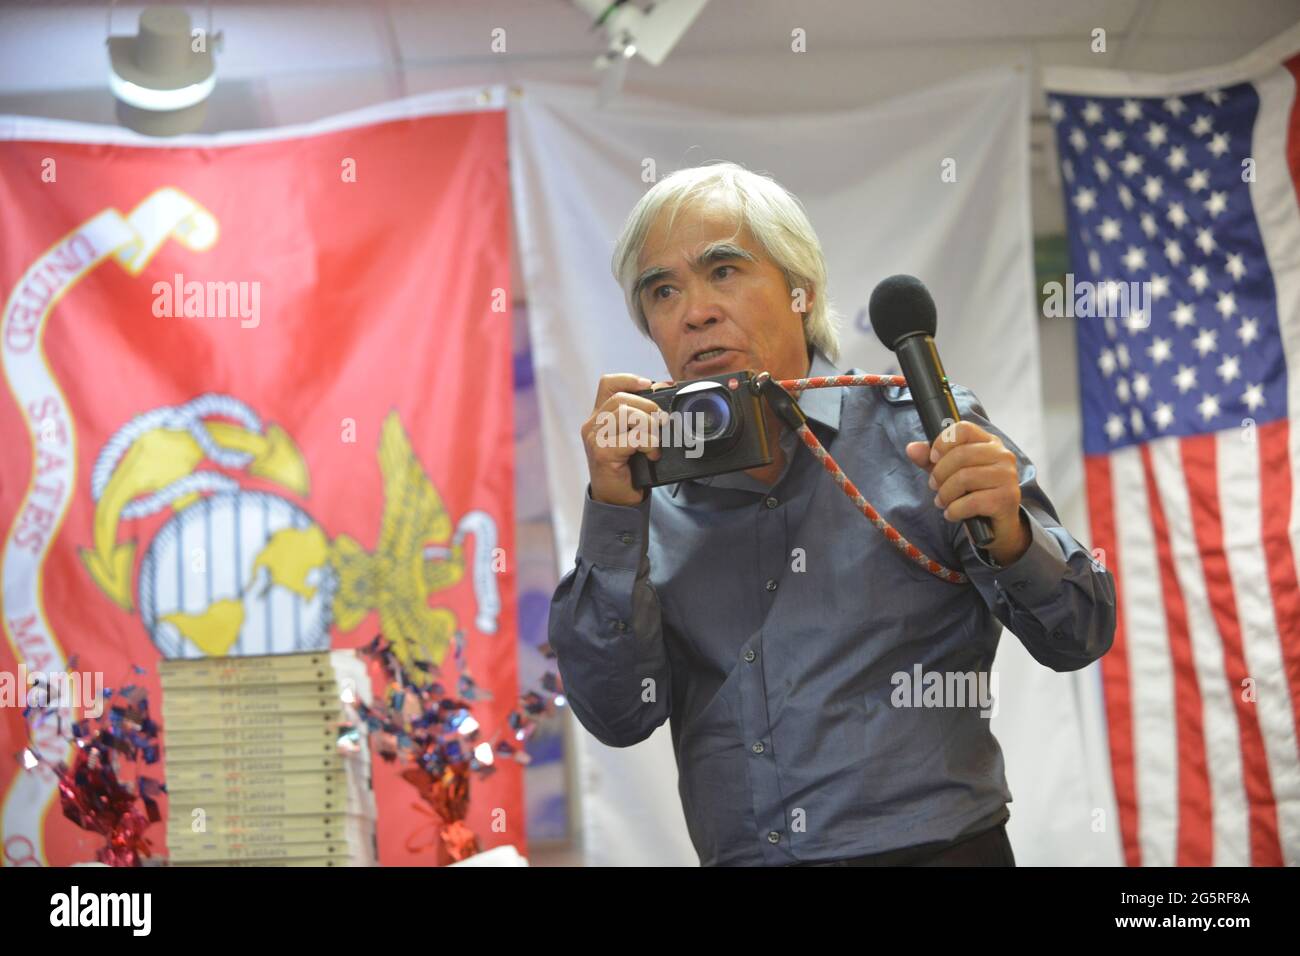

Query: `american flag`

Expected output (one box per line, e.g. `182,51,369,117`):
1049,52,1300,867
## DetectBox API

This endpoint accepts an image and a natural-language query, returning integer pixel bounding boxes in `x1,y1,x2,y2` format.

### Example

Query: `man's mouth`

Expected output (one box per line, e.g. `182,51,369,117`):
687,347,734,370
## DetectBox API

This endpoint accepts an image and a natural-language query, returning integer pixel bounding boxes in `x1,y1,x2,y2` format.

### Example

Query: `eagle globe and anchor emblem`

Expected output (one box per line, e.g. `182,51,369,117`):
79,394,500,672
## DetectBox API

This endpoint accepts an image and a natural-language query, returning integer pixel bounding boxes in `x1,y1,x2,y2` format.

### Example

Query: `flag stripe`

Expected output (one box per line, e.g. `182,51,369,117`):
1086,451,1140,865
1258,421,1300,769
1220,423,1300,864
1140,441,1215,865
1113,446,1179,865
1179,434,1281,865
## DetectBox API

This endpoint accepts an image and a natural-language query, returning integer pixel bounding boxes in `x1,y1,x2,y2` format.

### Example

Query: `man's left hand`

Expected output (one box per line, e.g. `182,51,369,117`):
905,421,1030,567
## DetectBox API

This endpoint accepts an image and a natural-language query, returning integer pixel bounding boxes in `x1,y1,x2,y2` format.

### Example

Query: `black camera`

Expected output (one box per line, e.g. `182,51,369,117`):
628,370,773,489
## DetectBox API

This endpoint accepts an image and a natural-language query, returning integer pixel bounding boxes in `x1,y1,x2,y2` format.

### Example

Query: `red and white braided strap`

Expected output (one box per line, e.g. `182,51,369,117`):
776,374,968,586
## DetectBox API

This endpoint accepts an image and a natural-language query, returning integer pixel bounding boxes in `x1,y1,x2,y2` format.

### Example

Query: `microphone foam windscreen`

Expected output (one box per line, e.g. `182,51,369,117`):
868,274,937,349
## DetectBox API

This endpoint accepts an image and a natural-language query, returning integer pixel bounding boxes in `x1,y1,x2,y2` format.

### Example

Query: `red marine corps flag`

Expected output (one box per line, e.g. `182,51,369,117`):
0,95,520,866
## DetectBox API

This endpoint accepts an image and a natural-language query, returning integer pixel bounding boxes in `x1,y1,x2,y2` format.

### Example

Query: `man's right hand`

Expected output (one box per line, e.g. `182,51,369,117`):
582,373,672,507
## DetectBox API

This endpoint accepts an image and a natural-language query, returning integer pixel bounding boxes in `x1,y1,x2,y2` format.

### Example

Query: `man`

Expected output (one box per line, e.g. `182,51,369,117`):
548,161,1116,866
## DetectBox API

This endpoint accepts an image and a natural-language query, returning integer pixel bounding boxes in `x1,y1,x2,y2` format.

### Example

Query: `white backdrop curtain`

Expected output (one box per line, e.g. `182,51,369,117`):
509,68,1119,865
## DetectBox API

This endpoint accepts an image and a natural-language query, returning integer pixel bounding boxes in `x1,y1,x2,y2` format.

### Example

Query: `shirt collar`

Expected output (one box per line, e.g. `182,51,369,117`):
666,348,844,498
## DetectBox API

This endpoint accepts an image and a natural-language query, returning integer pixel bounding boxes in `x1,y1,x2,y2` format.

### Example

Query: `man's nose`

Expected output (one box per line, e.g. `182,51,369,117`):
682,286,721,330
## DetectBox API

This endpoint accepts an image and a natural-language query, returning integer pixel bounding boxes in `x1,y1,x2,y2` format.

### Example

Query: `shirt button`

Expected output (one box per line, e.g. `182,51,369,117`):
617,532,633,545
613,620,627,633
765,579,778,592
752,741,765,754
764,496,778,509
743,649,756,663
767,831,781,845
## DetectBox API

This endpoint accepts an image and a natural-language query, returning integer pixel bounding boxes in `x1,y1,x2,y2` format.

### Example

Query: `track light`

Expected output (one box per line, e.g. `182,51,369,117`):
107,4,220,136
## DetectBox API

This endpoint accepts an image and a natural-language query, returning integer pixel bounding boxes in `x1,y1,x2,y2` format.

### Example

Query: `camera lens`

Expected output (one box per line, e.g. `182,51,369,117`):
676,390,732,442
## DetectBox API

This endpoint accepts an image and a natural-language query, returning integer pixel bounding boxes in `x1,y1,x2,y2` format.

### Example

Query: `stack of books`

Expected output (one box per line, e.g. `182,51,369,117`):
160,650,378,866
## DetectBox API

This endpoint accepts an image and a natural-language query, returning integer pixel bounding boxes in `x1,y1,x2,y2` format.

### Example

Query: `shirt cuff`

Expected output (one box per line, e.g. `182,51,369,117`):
973,505,1069,605
576,484,651,572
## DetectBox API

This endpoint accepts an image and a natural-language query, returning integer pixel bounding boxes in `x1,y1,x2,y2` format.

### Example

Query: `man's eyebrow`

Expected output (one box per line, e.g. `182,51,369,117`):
692,241,756,268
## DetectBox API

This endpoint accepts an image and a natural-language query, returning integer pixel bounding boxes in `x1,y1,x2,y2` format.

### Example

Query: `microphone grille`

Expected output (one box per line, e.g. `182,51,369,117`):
868,274,937,349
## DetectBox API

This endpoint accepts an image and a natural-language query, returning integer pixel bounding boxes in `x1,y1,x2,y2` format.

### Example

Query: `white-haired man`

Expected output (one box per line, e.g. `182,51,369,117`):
548,162,1116,866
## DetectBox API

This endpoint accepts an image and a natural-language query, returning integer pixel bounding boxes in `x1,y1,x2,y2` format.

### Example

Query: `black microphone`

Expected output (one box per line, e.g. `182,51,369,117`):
868,274,996,551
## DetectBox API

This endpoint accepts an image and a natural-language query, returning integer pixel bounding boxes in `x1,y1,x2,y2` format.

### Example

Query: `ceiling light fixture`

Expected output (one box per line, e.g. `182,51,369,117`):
107,2,222,136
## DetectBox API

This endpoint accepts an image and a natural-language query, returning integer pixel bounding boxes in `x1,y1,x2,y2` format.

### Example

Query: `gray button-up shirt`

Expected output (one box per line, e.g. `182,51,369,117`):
548,350,1116,865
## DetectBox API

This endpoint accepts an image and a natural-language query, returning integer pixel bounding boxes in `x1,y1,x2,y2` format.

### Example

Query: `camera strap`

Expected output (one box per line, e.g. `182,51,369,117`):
754,372,968,586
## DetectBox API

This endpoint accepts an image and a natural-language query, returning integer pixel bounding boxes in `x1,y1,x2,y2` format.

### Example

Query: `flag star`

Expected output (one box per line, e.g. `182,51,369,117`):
1167,202,1189,229
1192,327,1219,357
1148,336,1173,364
1120,152,1145,177
1093,157,1111,182
1164,238,1185,266
1088,249,1102,274
1118,183,1135,210
1216,354,1241,383
1120,99,1143,123
1189,264,1210,293
1163,96,1186,117
1116,343,1131,368
1073,187,1098,213
1116,377,1131,402
1125,308,1149,332
1215,290,1237,319
1105,316,1119,339
1237,316,1259,345
1204,191,1228,217
1149,274,1170,299
1205,89,1227,106
1142,175,1164,202
1166,145,1189,171
1070,127,1088,152
1197,393,1221,421
1207,132,1230,158
1225,252,1246,280
1195,227,1217,255
1062,158,1075,183
1153,401,1175,429
1048,99,1065,123
1145,122,1168,147
1186,168,1210,192
1123,246,1147,271
1173,364,1198,393
1130,407,1146,433
1241,382,1265,412
1191,114,1214,136
1104,413,1126,441
1082,100,1104,125
1098,217,1123,242
1132,372,1151,401
1099,348,1117,376
1172,301,1196,328
1101,128,1126,151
